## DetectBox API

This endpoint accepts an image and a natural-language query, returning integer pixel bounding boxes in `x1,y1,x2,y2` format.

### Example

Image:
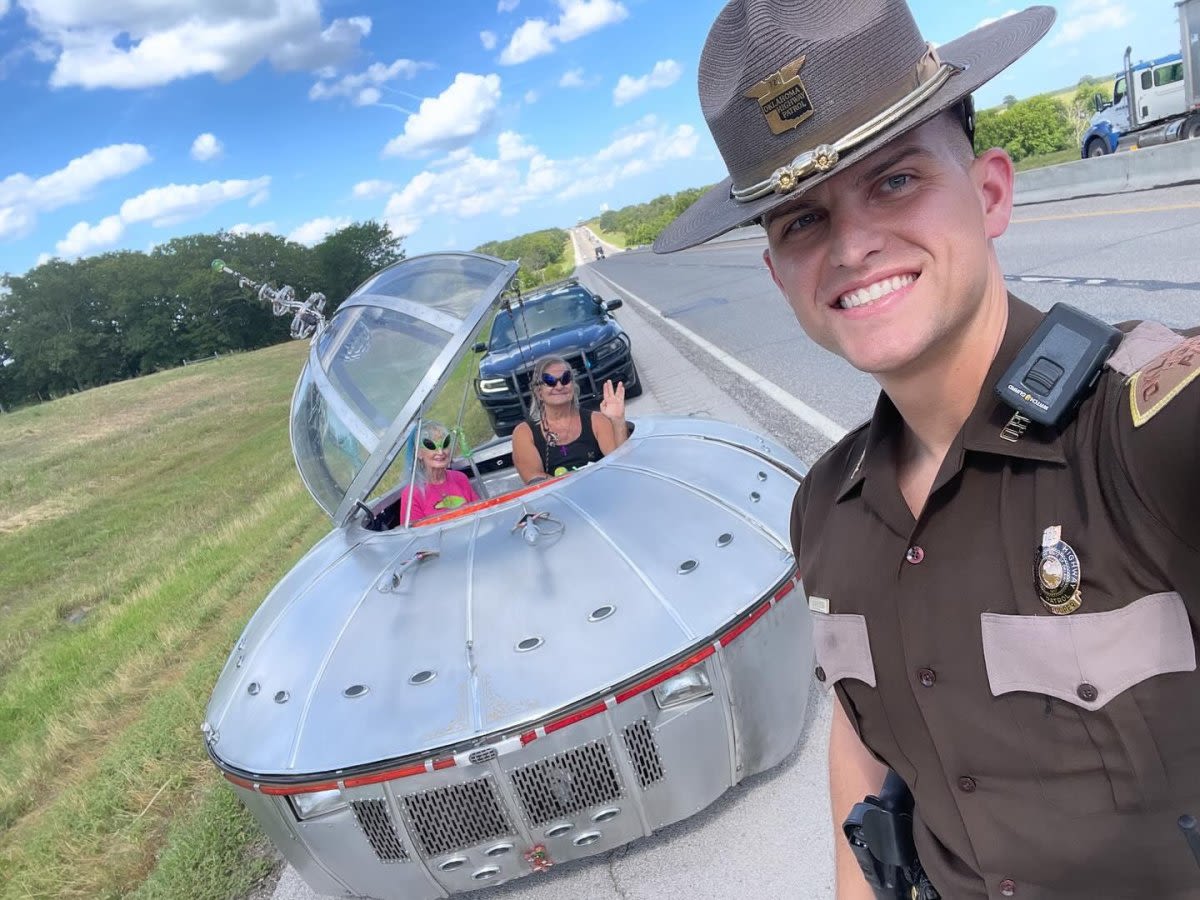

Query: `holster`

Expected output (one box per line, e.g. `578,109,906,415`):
842,770,939,900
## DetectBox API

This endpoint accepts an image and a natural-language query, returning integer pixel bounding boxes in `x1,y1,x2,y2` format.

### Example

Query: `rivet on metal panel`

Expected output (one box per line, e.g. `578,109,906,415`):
409,670,436,685
274,690,290,704
247,682,260,696
343,684,369,698
588,605,616,622
757,471,768,481
236,654,244,668
716,533,733,547
516,636,544,652
749,491,761,502
678,559,699,574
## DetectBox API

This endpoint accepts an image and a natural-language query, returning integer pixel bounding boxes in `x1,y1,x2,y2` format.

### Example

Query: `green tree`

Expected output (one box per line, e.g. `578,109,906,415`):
314,221,405,311
974,95,1073,161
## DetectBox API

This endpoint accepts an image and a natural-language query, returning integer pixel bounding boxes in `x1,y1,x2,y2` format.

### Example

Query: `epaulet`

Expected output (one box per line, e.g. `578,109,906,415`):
1109,322,1200,428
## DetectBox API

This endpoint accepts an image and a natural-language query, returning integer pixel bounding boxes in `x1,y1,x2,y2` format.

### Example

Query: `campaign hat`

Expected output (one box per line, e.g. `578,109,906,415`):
653,0,1055,253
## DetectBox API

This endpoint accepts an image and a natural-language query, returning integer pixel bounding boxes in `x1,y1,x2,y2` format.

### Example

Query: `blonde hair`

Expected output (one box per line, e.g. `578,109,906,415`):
529,355,579,423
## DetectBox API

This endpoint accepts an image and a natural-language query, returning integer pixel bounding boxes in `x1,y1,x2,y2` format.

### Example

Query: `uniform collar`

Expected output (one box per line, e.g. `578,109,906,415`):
836,294,1066,505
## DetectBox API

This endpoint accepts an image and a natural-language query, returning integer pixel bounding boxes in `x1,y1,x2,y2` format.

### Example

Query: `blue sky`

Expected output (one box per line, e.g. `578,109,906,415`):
0,0,1182,277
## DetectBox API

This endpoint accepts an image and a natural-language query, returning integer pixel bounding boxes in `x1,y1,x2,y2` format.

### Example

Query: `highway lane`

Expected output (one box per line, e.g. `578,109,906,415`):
583,183,1200,465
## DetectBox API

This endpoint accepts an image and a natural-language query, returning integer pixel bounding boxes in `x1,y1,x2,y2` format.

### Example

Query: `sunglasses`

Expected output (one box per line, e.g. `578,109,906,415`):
540,370,573,387
421,434,453,451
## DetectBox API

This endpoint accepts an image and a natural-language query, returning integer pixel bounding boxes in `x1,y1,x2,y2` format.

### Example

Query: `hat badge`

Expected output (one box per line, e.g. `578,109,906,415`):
744,55,814,135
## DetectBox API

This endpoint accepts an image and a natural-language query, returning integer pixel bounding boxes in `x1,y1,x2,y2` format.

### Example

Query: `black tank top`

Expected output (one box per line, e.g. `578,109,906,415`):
530,410,603,476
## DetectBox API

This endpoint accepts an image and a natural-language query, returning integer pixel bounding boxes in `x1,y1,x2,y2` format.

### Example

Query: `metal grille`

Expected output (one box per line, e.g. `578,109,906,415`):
511,740,623,827
469,747,498,765
402,778,512,857
350,799,408,862
623,719,665,789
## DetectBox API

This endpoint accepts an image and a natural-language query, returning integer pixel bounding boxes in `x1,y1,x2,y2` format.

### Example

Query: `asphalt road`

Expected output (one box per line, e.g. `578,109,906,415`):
273,187,1199,900
586,183,1200,467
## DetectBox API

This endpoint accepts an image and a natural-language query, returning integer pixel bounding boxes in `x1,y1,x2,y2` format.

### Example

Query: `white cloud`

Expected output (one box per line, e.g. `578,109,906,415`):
498,0,520,11
383,73,502,157
380,115,697,239
287,216,351,246
559,67,585,88
309,58,428,106
974,10,1017,29
56,214,124,256
480,30,497,50
1050,0,1131,47
190,132,223,161
524,89,539,104
500,0,628,65
0,142,151,240
353,179,396,199
497,131,536,161
613,59,681,106
23,1,372,90
120,177,271,226
228,221,277,236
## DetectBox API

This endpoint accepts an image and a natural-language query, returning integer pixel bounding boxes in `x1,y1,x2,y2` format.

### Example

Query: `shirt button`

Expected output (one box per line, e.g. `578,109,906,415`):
957,776,977,793
815,666,826,683
904,545,925,564
999,878,1016,896
1077,683,1098,703
917,667,936,687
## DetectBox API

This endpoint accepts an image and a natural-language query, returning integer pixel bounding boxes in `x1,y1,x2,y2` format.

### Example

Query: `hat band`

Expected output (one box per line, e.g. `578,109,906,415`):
730,49,963,203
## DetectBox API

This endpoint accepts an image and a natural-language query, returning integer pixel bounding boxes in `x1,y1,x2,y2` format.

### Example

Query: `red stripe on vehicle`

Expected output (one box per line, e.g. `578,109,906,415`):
615,645,715,703
718,600,771,647
259,779,340,796
545,701,607,734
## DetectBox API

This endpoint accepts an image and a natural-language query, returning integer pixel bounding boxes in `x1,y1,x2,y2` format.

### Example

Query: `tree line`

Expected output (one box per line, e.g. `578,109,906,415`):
976,77,1112,161
474,227,570,290
592,187,710,247
0,222,403,410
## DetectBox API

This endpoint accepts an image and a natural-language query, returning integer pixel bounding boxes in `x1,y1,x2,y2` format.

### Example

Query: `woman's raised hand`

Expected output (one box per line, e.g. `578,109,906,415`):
600,379,626,421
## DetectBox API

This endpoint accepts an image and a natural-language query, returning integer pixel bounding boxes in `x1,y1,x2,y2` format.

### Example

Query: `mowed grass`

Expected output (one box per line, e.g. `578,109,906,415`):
0,341,331,899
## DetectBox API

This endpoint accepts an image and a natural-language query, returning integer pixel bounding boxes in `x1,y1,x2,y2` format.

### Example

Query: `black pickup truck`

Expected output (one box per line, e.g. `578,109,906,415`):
473,279,640,436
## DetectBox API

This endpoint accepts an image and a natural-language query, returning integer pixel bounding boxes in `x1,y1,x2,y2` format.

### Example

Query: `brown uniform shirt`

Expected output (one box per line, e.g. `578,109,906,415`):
793,296,1200,899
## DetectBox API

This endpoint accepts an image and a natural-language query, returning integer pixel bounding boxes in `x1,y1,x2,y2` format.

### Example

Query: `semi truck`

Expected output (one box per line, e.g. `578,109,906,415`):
1080,0,1200,157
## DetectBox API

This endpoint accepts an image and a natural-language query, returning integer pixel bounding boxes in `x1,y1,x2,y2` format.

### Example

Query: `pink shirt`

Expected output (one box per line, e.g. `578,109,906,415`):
397,469,478,524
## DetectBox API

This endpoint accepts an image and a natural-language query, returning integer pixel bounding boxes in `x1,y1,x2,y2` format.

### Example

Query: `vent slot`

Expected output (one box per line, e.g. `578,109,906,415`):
403,778,512,857
623,719,665,789
511,740,623,827
350,799,408,863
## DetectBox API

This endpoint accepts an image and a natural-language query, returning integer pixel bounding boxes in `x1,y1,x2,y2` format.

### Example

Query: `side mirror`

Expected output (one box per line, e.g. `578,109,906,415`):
604,298,623,312
1093,92,1108,112
472,341,487,353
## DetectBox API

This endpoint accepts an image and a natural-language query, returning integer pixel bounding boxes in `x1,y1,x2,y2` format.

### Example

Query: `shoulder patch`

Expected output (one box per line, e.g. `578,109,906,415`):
1106,321,1184,376
1129,334,1200,427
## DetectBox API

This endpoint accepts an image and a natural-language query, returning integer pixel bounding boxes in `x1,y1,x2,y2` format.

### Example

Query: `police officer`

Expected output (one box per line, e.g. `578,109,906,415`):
655,2,1200,898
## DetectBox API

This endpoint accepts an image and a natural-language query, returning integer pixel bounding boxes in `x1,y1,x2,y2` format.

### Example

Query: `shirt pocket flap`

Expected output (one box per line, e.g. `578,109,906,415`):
980,592,1196,710
812,612,876,688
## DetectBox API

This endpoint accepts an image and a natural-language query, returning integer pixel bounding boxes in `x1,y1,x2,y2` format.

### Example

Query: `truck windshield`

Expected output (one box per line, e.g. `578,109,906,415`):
489,290,601,349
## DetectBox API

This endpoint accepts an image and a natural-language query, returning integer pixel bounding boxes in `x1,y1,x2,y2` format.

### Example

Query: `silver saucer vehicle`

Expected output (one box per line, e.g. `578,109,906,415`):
203,252,813,899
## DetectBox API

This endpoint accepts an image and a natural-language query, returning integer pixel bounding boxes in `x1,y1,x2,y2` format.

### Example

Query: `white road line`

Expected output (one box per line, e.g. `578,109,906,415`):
589,268,849,443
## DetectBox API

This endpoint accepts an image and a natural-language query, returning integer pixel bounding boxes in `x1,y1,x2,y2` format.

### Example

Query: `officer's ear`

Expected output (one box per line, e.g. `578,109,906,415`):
971,147,1015,240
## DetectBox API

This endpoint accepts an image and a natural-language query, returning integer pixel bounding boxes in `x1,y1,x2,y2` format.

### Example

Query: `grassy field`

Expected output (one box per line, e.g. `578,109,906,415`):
586,221,626,248
0,341,330,899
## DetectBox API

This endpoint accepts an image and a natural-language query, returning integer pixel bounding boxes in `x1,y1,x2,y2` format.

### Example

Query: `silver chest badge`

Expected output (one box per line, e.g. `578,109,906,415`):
1034,525,1082,615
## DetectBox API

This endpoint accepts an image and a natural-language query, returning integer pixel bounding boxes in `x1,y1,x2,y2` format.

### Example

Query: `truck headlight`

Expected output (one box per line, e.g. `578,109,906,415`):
592,338,625,361
290,788,348,820
479,377,509,394
652,667,712,709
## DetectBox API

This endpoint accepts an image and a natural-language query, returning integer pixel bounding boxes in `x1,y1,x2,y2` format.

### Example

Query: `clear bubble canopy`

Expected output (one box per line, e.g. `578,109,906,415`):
289,253,518,521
